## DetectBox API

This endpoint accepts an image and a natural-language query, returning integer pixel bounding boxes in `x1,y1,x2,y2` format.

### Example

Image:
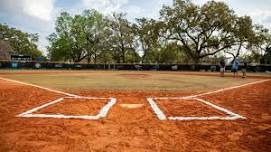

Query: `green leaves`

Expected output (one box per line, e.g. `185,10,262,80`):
160,0,256,63
0,23,43,59
47,0,270,64
106,13,136,63
48,10,109,63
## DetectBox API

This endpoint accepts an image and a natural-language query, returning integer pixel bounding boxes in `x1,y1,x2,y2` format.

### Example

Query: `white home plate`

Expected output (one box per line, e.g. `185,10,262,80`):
120,104,144,109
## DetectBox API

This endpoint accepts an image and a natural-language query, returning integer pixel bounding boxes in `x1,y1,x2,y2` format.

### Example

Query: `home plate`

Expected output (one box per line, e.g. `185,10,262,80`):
120,104,144,109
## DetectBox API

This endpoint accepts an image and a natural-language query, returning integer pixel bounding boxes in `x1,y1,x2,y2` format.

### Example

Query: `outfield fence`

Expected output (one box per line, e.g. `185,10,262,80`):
0,60,271,72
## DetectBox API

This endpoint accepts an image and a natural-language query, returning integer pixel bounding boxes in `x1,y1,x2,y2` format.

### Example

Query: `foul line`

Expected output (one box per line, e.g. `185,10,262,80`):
0,77,79,97
154,79,270,100
1,76,270,121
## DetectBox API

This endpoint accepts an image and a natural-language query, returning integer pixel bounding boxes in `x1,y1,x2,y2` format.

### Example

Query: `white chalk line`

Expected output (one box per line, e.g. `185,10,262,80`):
153,79,270,100
64,96,110,100
18,98,64,116
21,114,100,120
0,77,117,120
148,97,246,121
194,98,245,119
97,98,117,118
168,116,241,121
1,76,269,121
19,97,117,120
0,77,78,97
148,79,270,121
147,98,167,120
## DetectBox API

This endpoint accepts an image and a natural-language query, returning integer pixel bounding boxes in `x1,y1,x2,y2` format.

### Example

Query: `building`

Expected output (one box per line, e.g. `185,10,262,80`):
0,40,15,61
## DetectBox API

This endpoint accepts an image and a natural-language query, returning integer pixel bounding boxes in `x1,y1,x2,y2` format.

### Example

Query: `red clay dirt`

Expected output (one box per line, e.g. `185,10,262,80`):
156,99,228,117
0,79,271,152
34,98,109,116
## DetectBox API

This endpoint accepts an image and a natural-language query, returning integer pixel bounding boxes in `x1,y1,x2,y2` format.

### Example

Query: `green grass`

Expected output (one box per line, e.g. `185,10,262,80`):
0,70,265,92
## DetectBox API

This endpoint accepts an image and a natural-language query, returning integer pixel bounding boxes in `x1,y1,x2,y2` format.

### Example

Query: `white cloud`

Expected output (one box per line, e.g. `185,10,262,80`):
82,0,128,14
250,10,271,28
0,0,55,22
1,0,269,56
0,0,57,54
192,0,230,5
22,0,55,21
124,5,143,17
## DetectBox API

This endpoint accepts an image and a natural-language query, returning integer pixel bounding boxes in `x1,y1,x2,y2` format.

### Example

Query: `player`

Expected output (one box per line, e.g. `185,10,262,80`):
232,58,240,78
219,58,226,77
242,61,248,78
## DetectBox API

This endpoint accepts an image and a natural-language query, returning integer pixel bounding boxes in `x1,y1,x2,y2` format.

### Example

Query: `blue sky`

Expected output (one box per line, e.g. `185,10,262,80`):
0,0,271,55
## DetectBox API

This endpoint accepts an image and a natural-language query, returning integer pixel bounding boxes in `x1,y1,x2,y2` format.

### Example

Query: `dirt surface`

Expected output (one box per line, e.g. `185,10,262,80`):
161,71,271,79
0,70,270,79
35,99,109,116
0,79,271,152
156,99,228,117
118,74,150,79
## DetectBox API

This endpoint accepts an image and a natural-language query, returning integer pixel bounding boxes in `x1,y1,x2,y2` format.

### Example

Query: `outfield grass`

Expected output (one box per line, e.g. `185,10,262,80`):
0,70,266,92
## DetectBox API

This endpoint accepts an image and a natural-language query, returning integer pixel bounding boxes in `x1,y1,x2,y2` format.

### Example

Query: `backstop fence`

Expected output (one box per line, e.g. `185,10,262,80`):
0,60,270,72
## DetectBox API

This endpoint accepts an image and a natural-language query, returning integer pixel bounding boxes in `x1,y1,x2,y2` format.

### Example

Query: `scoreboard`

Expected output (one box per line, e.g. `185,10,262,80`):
11,55,32,62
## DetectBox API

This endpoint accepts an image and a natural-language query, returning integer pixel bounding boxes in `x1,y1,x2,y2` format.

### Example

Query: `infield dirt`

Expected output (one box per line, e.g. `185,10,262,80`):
0,76,270,151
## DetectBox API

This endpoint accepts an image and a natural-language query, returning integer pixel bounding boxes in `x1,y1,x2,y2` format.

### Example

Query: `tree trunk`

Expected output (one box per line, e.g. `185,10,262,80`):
121,48,125,63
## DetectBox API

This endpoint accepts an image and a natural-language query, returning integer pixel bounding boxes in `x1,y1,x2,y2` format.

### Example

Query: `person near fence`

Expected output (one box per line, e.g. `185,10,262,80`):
232,58,240,78
219,58,226,77
242,61,248,78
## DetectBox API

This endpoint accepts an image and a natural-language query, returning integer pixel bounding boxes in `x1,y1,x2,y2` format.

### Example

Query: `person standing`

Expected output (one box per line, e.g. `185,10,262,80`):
242,61,248,78
219,58,226,77
232,58,240,78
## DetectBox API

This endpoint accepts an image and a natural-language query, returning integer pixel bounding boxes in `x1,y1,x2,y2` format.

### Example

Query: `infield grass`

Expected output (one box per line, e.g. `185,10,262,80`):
0,70,267,92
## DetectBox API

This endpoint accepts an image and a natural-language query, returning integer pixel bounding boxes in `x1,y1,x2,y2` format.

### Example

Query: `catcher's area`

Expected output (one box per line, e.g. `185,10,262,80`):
0,70,270,151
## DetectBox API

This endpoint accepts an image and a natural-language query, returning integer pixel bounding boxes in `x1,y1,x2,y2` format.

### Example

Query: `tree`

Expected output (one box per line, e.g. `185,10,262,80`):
133,18,160,63
225,16,254,62
83,10,108,63
248,25,271,63
47,2,270,64
0,23,43,59
47,33,73,61
48,10,110,63
47,12,75,62
107,13,136,63
160,0,236,63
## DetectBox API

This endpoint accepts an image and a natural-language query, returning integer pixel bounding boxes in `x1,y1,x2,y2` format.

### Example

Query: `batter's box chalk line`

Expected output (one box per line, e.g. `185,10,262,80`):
1,77,268,121
147,97,246,121
18,96,117,120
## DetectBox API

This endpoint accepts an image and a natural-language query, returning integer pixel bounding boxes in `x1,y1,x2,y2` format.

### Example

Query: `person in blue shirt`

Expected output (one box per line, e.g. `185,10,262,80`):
232,58,240,78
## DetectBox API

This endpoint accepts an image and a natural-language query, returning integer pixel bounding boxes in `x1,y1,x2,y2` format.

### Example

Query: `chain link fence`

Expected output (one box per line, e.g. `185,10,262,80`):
0,60,270,72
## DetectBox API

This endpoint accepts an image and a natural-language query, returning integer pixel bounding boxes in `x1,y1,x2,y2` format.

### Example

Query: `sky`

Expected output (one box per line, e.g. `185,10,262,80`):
0,0,271,55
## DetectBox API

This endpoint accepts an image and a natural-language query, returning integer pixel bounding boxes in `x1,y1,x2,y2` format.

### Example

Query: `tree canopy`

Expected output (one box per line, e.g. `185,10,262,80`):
47,0,271,64
0,23,43,59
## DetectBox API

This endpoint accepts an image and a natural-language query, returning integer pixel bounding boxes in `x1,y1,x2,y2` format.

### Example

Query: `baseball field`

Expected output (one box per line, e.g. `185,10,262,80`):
0,70,270,151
